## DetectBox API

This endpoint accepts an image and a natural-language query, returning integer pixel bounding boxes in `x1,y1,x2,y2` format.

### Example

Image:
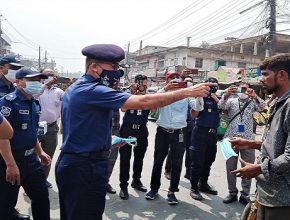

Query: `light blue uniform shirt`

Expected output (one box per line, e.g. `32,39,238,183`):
156,88,202,129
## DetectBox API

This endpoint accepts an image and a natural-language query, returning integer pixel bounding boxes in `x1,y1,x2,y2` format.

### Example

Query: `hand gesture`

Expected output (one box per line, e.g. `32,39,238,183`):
246,88,257,98
231,159,262,179
6,164,20,186
229,137,252,150
226,85,238,96
188,82,214,97
39,152,52,166
164,81,180,91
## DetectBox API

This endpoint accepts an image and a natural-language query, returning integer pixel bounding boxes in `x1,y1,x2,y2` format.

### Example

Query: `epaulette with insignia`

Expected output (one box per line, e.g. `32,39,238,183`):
4,93,17,101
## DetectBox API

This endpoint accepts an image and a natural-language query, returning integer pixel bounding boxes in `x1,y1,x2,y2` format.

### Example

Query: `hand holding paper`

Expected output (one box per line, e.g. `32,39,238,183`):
220,138,238,160
112,136,137,148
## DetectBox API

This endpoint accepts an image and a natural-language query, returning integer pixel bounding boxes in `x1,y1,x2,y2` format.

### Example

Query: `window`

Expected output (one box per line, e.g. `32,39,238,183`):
182,57,186,66
214,60,226,70
238,62,246,68
195,58,203,68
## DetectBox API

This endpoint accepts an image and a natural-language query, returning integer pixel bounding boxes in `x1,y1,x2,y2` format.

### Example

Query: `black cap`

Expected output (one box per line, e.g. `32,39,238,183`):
206,77,218,83
0,55,24,67
81,44,125,62
16,67,48,79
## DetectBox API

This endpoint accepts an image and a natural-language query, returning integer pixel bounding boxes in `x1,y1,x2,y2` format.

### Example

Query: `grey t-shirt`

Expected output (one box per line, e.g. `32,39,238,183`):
257,90,290,207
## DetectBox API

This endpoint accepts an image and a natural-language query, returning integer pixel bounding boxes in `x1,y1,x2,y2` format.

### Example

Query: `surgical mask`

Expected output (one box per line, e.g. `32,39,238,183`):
237,93,248,100
43,76,54,84
5,70,17,82
171,78,181,83
23,81,43,95
220,138,238,160
187,82,193,87
100,69,122,87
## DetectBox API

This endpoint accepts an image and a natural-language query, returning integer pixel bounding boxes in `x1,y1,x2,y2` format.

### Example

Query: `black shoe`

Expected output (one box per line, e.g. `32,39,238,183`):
131,180,147,192
190,189,203,201
223,194,238,204
119,189,129,200
198,183,218,195
164,172,171,180
45,180,52,188
145,190,158,200
167,193,179,205
106,184,116,194
239,195,250,206
184,173,190,180
12,208,30,220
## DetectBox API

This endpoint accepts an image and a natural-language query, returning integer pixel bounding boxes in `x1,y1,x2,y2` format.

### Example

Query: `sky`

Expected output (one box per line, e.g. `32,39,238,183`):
1,0,289,73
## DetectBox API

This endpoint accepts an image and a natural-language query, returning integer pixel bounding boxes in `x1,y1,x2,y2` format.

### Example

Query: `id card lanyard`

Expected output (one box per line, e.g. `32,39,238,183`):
238,100,245,132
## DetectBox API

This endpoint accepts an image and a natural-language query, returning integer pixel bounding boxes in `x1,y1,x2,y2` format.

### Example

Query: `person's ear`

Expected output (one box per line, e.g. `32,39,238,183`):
277,70,289,82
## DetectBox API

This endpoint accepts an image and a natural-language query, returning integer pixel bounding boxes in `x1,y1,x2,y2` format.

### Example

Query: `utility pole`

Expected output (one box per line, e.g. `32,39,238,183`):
0,14,3,52
124,42,130,85
38,46,41,69
44,50,48,67
268,0,276,56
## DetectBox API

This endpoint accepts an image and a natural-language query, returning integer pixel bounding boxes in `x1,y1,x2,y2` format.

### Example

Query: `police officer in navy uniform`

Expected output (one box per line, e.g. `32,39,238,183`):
0,55,23,97
189,77,220,201
55,43,213,220
119,74,150,200
0,67,51,220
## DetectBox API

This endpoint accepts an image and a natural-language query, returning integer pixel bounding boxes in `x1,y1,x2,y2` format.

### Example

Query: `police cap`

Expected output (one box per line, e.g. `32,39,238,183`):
81,44,125,62
0,55,24,67
16,67,48,79
206,77,218,84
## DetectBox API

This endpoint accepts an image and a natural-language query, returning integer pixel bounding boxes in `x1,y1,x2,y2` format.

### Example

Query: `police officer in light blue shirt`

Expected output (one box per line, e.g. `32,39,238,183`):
145,72,204,205
55,44,213,220
0,67,51,220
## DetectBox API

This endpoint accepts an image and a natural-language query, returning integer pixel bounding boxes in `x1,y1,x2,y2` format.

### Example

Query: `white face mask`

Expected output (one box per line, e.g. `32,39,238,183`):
43,76,54,84
237,93,248,100
187,82,193,87
5,70,17,82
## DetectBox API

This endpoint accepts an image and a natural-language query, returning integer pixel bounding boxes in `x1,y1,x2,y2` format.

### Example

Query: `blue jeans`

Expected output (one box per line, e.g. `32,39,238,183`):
55,153,108,220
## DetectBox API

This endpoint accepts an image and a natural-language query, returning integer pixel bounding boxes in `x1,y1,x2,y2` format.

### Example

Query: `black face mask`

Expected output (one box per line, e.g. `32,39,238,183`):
100,69,123,87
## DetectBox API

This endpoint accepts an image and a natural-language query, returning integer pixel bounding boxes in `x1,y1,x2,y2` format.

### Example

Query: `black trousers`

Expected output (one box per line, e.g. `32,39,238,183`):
190,125,217,189
0,152,50,220
119,123,148,189
165,124,193,174
150,126,185,192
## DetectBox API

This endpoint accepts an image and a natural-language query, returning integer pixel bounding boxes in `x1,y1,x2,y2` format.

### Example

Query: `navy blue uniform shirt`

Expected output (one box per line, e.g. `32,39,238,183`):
0,78,15,98
0,113,3,124
195,96,220,128
0,89,41,150
123,109,150,125
61,74,131,153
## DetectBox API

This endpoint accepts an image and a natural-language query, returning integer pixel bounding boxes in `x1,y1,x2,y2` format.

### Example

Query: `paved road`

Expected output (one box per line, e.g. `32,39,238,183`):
17,120,263,220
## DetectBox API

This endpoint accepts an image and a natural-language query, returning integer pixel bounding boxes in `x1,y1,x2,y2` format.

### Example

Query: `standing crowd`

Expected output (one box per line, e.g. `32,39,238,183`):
0,45,289,220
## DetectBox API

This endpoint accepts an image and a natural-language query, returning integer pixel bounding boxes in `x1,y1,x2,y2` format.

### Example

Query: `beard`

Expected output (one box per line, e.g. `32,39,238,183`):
263,74,279,95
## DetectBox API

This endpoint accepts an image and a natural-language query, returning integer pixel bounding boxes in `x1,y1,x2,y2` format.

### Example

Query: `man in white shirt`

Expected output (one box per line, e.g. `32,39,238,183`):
38,68,64,188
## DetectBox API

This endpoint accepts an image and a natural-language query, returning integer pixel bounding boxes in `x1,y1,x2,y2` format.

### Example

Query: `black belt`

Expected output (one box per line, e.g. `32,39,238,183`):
159,126,182,134
47,121,57,127
12,148,35,157
123,122,146,130
65,150,111,159
196,125,217,133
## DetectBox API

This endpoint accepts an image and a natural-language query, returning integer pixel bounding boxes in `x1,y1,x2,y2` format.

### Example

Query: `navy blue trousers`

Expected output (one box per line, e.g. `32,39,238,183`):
55,153,108,220
0,152,50,220
190,125,217,189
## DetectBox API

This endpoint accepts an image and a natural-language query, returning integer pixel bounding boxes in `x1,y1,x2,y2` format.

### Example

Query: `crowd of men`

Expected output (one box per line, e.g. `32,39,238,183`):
0,47,289,220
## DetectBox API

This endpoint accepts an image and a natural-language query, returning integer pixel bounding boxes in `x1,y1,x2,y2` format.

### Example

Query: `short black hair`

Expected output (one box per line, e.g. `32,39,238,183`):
259,53,290,77
134,74,147,82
